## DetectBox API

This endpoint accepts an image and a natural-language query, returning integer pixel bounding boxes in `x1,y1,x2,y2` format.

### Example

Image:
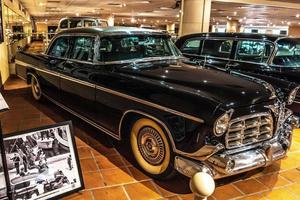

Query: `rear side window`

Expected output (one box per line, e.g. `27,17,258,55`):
48,37,69,58
84,20,97,27
60,20,68,29
69,20,82,28
180,38,201,55
236,40,274,63
202,39,233,58
71,36,95,62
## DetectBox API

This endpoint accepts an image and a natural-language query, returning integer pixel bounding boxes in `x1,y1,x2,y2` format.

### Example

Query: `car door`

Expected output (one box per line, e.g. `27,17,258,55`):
59,35,97,120
201,39,232,69
179,37,206,65
226,40,281,77
40,36,71,101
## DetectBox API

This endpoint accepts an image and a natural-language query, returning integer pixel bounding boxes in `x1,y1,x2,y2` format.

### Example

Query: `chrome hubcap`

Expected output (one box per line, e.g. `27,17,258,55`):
137,127,165,165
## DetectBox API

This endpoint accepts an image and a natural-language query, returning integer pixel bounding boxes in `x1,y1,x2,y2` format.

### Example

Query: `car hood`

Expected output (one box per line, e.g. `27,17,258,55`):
119,59,273,108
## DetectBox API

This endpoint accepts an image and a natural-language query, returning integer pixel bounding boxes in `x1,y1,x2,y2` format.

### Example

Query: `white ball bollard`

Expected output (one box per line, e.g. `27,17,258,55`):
189,172,215,200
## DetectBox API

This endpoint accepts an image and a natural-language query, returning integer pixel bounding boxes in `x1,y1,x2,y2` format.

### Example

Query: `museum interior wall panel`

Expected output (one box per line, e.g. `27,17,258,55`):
0,0,9,85
289,26,300,36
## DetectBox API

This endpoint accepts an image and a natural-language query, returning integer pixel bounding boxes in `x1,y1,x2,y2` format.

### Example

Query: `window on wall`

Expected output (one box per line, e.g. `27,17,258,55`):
180,38,201,55
48,37,70,58
70,36,95,62
235,40,274,63
201,39,233,58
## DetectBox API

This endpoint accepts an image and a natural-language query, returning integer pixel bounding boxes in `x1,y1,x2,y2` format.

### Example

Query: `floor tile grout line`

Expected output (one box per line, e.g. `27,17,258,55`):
230,183,246,196
83,179,159,191
122,185,132,200
149,179,164,198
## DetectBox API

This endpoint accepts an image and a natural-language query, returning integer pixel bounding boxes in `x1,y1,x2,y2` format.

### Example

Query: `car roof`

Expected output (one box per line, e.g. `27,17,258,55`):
60,16,98,20
56,26,166,37
179,32,284,42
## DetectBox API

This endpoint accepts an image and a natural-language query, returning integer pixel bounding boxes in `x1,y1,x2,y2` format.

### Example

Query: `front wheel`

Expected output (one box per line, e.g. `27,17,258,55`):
30,74,42,101
130,118,176,179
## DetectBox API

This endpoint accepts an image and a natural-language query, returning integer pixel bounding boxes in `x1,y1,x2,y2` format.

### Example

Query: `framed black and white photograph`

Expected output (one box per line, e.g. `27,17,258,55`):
0,135,8,200
0,93,9,112
0,0,4,44
2,121,84,200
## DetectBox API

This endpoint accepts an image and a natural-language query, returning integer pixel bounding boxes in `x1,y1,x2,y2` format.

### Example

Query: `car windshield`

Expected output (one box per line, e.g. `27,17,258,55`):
273,38,300,67
97,35,180,62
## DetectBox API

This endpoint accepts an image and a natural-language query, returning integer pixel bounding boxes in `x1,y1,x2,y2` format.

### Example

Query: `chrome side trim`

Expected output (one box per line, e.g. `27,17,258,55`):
16,59,204,123
97,85,204,123
43,93,120,140
60,74,95,88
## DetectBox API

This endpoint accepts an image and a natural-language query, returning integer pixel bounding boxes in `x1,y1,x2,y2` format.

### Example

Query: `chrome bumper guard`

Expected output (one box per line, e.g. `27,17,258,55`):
174,114,299,179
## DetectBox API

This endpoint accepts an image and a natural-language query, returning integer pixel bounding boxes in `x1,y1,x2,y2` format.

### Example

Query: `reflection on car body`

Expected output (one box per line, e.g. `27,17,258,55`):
15,27,299,180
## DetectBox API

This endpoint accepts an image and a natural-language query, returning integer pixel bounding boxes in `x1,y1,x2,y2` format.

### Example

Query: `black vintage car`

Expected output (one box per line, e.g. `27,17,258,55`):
175,33,300,106
15,27,299,180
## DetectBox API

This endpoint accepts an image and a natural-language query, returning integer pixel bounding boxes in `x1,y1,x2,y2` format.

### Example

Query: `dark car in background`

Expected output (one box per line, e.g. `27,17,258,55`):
175,33,300,106
15,27,299,180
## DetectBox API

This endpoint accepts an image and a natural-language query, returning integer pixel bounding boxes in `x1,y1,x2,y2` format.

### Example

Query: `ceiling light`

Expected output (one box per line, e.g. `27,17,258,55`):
250,24,253,27
216,22,219,25
243,17,247,20
76,13,80,16
143,18,146,22
131,17,136,23
39,2,44,6
233,11,237,16
297,14,300,18
165,19,168,22
239,19,243,22
287,21,291,25
176,14,180,18
273,24,276,27
123,3,127,7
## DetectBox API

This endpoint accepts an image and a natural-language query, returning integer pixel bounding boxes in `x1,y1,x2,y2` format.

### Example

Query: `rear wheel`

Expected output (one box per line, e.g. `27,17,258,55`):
31,74,42,101
130,118,176,179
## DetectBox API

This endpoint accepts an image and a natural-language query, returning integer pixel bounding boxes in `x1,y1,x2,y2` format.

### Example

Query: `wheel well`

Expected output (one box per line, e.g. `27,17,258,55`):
119,111,173,147
26,69,36,84
119,112,141,139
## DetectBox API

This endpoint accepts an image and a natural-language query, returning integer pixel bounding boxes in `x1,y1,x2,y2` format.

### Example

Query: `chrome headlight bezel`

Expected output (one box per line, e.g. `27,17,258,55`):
287,86,300,105
213,109,233,137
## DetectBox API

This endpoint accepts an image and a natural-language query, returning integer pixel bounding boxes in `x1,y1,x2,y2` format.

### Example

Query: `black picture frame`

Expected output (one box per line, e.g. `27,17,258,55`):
0,124,9,200
0,0,4,44
2,121,84,200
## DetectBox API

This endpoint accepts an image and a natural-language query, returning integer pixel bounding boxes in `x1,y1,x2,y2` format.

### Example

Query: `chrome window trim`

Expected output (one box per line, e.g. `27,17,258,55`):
201,38,234,59
16,59,204,124
234,39,276,65
182,36,279,66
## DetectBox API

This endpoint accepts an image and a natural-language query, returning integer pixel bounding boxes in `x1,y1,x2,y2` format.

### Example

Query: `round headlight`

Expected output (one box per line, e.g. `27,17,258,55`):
287,86,300,105
214,112,232,137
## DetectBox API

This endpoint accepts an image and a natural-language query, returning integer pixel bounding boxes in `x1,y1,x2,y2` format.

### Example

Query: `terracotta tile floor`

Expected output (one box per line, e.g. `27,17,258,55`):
2,76,300,200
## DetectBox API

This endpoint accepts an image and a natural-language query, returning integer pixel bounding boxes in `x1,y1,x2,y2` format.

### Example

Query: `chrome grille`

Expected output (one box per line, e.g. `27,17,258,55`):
226,113,273,149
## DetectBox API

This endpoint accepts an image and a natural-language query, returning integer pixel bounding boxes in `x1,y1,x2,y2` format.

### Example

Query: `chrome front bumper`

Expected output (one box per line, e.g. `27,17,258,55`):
174,115,299,179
